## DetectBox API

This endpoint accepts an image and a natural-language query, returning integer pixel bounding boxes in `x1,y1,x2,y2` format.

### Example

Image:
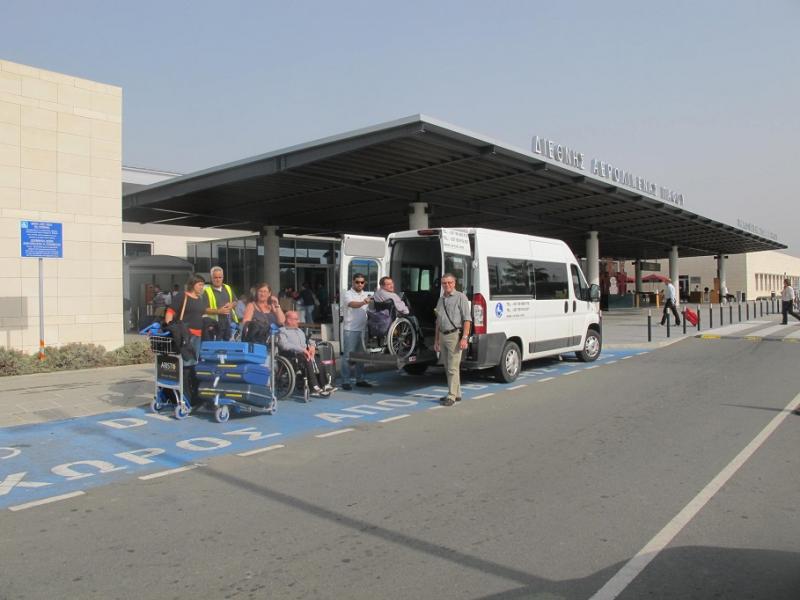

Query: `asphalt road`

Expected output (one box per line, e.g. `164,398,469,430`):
2,338,799,600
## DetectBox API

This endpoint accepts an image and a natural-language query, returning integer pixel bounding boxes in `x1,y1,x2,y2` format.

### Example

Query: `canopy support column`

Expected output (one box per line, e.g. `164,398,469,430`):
586,231,599,286
669,246,679,295
634,259,643,294
408,202,429,229
262,226,280,291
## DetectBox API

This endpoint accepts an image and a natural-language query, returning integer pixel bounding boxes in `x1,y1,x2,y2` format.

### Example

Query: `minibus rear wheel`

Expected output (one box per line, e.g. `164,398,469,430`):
494,341,521,383
576,329,601,362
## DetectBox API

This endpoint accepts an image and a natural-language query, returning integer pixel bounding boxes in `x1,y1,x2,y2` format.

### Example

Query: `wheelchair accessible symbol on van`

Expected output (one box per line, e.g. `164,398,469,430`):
495,303,504,318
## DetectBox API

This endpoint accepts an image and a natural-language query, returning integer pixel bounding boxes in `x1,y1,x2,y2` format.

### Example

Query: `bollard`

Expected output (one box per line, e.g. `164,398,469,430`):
746,302,749,320
647,310,652,342
682,309,687,334
738,302,741,322
729,304,733,323
666,316,670,338
709,306,713,328
697,304,701,331
760,301,763,317
720,303,724,326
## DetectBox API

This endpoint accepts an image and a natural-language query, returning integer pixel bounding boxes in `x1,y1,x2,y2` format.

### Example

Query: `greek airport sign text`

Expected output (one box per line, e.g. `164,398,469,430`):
532,136,685,207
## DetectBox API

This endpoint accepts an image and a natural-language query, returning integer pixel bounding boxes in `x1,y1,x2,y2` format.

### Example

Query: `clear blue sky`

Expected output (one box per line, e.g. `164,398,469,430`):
3,0,798,252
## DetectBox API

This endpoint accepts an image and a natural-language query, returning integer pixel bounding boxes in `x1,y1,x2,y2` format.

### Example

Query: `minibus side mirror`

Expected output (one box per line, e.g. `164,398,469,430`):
588,284,601,302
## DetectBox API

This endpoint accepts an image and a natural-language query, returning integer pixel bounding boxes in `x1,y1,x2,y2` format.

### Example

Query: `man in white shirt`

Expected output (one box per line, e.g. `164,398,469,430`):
340,273,373,390
780,278,800,325
659,278,681,326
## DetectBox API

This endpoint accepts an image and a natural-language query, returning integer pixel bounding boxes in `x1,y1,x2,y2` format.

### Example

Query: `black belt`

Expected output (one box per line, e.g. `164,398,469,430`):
440,328,460,335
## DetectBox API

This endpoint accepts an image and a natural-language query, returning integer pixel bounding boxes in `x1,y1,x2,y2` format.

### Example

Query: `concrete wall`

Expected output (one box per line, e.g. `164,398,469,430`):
0,59,123,352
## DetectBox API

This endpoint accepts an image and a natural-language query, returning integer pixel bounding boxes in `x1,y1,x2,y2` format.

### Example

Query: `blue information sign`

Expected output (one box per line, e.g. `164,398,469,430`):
20,220,63,258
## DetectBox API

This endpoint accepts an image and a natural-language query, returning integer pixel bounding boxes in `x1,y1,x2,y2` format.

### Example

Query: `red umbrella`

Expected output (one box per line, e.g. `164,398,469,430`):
641,273,669,283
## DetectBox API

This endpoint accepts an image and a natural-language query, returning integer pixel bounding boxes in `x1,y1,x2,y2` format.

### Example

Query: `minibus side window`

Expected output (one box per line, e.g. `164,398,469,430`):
570,264,589,301
445,253,471,293
488,257,531,298
532,261,569,300
348,260,379,292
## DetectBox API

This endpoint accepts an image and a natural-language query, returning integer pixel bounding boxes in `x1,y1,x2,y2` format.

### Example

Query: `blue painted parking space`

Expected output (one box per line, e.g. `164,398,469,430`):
0,348,646,509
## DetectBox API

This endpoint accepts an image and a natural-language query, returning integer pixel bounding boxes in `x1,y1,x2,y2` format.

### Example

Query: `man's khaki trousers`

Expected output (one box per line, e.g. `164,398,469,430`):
440,330,462,400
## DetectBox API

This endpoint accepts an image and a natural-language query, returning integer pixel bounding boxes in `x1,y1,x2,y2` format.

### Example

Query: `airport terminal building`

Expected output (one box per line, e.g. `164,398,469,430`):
1,58,796,353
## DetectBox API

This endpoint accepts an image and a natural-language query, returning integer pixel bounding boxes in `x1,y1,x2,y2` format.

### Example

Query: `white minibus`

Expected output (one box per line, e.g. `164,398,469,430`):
340,227,601,383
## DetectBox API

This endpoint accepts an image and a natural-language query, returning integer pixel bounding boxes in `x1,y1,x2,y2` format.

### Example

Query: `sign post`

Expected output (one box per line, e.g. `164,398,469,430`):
20,221,63,359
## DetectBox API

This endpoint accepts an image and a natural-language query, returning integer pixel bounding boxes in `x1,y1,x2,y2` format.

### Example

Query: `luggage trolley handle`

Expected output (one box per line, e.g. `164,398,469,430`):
269,324,278,406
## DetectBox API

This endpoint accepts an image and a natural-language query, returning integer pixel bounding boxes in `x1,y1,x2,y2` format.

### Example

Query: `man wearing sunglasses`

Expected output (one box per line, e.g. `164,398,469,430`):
341,273,374,390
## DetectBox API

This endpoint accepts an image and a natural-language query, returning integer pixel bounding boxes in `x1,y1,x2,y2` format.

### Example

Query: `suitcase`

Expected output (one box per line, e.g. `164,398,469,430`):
684,308,698,326
195,361,270,386
199,341,268,364
197,382,273,408
316,341,335,370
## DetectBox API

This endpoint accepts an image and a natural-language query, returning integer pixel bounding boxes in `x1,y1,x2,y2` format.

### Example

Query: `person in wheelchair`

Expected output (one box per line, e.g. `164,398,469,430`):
276,311,334,397
364,277,422,358
373,276,410,316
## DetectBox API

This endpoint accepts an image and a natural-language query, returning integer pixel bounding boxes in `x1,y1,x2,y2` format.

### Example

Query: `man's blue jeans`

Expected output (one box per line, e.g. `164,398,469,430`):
341,329,365,383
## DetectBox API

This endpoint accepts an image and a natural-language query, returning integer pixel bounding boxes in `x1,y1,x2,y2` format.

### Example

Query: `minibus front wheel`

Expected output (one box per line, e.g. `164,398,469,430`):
576,329,601,362
494,341,521,383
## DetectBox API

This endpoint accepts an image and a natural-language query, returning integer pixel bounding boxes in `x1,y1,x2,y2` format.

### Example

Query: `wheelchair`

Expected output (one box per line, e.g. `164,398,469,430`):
361,298,421,359
273,341,335,403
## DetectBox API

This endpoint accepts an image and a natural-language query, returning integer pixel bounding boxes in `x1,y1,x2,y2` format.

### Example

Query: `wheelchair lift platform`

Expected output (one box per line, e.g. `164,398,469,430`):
347,348,438,370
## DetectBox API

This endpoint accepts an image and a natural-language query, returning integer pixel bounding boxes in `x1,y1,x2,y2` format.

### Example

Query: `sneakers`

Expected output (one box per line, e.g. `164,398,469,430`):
355,380,373,388
323,384,337,393
311,386,330,398
440,397,455,406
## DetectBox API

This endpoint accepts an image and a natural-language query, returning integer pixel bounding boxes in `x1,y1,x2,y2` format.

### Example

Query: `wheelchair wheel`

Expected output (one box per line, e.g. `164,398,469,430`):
273,355,295,400
387,317,416,358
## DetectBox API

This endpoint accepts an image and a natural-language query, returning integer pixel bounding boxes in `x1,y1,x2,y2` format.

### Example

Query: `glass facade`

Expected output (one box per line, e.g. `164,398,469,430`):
187,235,340,321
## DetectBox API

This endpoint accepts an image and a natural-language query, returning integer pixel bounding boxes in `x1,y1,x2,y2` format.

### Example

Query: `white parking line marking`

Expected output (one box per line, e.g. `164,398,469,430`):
428,405,445,411
237,444,285,457
586,365,599,369
315,428,355,438
636,352,648,356
9,491,85,512
508,385,526,390
149,413,174,422
410,393,441,399
621,356,632,360
539,377,554,382
563,371,579,376
605,360,618,364
589,390,800,600
379,414,410,423
473,393,494,399
139,465,198,481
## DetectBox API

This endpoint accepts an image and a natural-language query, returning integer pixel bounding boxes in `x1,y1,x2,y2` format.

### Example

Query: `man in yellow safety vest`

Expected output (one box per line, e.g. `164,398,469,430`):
203,266,239,340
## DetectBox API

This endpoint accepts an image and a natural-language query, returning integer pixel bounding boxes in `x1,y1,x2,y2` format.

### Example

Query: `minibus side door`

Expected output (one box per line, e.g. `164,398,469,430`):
338,234,386,342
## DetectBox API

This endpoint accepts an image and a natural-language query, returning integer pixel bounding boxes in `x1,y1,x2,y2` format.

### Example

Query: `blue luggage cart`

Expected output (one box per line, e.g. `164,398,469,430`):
196,330,279,423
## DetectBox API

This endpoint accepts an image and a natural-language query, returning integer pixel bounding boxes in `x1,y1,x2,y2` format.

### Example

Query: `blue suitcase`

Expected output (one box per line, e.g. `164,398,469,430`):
199,341,268,364
197,382,273,408
195,361,270,386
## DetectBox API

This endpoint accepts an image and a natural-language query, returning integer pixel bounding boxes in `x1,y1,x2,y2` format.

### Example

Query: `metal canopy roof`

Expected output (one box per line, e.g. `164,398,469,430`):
123,115,784,259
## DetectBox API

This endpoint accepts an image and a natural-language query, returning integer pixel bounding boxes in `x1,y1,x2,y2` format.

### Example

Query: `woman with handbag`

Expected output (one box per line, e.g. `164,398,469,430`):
164,274,207,408
241,282,286,343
